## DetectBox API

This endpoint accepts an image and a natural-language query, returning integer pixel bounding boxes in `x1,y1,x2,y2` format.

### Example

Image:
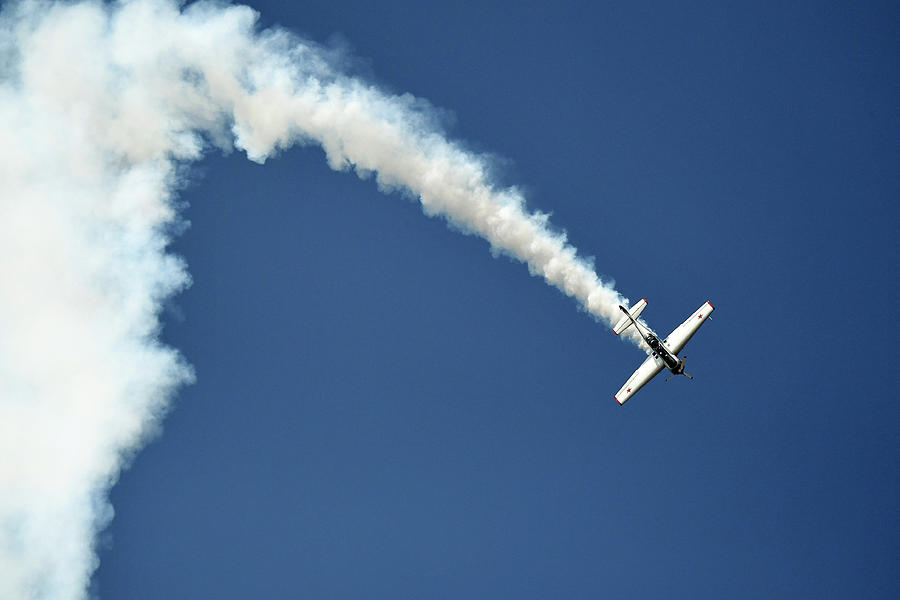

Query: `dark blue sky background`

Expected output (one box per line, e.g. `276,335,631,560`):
96,1,898,597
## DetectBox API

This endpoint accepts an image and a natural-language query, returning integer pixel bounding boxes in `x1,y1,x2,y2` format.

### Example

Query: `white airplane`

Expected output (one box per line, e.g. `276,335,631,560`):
613,299,715,405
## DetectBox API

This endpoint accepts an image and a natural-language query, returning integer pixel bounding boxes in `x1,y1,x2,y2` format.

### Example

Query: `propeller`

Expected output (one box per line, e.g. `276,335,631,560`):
665,357,693,381
681,356,693,379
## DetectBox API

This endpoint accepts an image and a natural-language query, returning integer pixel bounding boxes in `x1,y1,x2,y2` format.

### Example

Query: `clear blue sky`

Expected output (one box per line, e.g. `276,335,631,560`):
95,1,898,597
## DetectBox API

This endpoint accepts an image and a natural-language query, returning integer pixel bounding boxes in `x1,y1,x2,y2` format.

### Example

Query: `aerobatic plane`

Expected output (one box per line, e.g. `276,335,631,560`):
613,299,715,405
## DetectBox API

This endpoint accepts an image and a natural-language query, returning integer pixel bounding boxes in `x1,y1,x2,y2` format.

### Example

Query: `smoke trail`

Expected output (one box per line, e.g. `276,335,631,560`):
0,1,640,597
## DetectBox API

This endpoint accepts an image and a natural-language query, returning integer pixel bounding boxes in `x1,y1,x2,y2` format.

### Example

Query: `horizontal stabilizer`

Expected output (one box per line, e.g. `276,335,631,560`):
613,299,647,335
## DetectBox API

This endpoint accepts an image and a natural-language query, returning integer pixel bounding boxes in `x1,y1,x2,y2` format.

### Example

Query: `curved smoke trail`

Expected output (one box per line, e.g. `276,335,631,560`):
0,1,638,597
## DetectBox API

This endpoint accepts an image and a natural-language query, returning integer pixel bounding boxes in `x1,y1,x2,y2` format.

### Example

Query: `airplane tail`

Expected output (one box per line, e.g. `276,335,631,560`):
612,299,647,335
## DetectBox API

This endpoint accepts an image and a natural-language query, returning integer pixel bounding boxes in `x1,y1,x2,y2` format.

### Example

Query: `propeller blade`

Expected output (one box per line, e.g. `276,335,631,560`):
680,356,693,379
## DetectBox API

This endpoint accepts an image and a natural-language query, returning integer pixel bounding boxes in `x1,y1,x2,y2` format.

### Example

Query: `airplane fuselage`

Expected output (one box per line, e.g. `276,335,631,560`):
644,332,685,374
617,304,687,376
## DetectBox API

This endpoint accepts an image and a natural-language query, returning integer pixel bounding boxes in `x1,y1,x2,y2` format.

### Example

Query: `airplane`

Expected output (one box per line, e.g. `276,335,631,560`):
612,299,715,405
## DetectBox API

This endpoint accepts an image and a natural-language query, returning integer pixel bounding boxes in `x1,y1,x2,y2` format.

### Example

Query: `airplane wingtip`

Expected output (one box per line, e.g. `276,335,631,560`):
706,300,715,309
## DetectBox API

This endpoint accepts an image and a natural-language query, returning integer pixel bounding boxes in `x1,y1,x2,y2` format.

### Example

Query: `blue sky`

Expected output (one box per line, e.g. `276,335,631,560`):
94,1,898,597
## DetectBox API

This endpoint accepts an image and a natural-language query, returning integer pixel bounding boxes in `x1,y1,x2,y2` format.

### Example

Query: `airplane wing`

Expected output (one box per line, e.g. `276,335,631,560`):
615,354,665,405
664,301,715,355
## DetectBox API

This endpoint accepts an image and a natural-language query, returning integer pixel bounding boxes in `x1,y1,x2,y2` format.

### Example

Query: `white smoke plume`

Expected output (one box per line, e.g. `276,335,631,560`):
0,0,640,597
